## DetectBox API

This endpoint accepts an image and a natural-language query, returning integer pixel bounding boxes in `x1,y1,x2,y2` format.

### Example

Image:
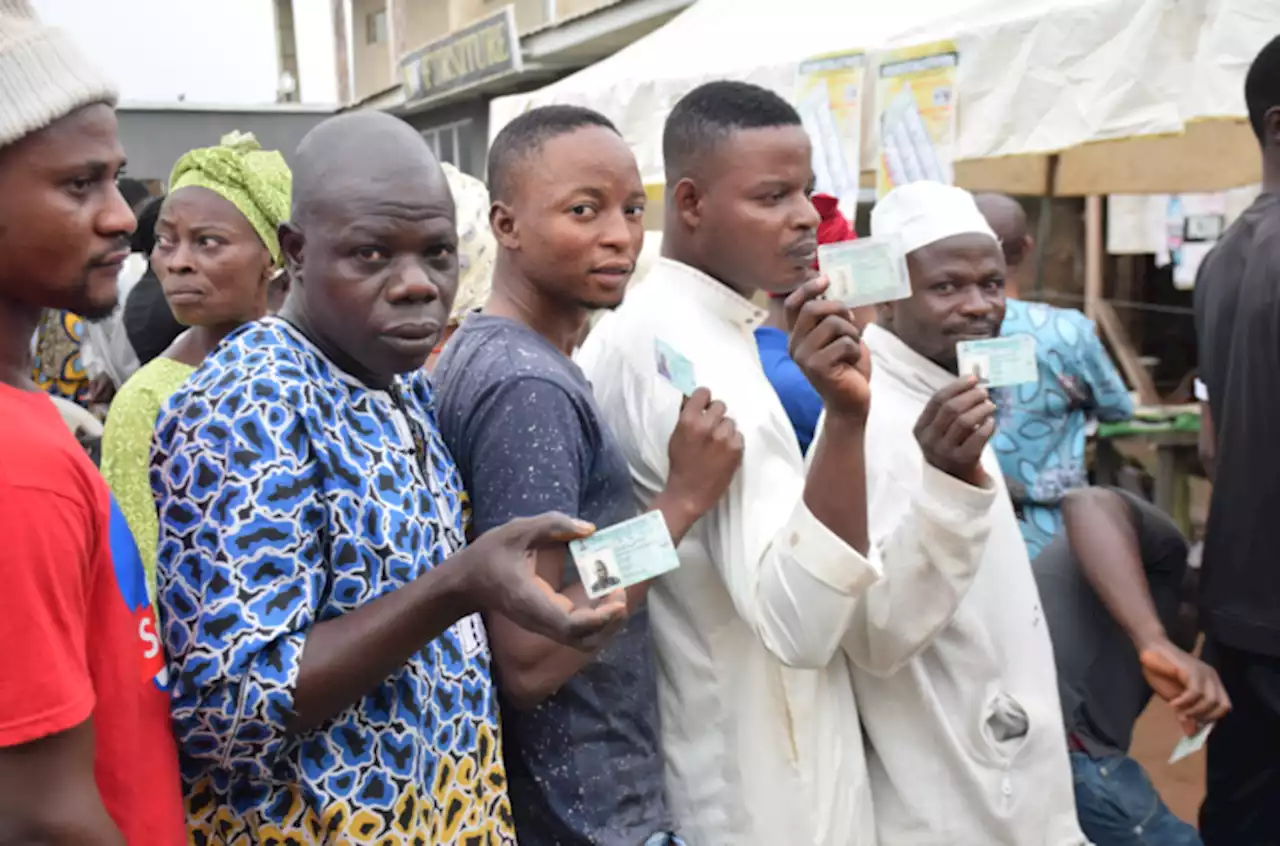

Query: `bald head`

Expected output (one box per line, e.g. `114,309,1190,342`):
292,110,453,224
974,192,1032,277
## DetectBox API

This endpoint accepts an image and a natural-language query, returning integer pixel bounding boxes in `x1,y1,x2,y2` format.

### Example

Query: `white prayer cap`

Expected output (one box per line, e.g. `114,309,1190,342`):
871,181,998,255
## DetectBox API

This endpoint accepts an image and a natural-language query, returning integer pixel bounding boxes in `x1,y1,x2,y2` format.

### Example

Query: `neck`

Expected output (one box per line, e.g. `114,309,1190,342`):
486,255,589,356
166,322,242,368
764,296,788,331
0,299,43,390
277,297,392,390
1263,152,1280,196
661,234,755,299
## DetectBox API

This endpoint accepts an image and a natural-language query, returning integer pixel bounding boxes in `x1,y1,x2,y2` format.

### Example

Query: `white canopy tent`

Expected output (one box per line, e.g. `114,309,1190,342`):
490,0,1275,195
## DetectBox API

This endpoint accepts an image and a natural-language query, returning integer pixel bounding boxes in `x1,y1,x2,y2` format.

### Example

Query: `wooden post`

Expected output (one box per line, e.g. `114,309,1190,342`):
1084,194,1103,322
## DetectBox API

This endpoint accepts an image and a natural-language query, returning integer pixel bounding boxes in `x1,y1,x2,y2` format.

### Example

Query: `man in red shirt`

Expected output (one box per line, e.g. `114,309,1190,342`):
0,2,186,842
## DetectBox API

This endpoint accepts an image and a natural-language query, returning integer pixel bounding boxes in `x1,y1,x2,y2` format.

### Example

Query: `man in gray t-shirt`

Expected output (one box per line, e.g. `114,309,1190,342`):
434,105,742,846
1033,486,1230,845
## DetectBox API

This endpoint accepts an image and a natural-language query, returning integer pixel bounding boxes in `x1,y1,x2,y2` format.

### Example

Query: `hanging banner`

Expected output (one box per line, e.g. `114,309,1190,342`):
794,51,865,208
875,41,959,197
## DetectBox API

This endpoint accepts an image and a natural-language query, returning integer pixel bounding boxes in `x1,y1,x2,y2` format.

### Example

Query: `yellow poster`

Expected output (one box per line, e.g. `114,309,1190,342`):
794,51,865,206
875,40,959,197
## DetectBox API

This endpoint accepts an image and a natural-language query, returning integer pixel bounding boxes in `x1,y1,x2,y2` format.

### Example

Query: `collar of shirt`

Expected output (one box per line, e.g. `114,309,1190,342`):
864,323,954,399
650,258,767,335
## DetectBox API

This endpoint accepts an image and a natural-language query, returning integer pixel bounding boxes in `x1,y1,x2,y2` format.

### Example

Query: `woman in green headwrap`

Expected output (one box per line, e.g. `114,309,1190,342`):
101,132,292,599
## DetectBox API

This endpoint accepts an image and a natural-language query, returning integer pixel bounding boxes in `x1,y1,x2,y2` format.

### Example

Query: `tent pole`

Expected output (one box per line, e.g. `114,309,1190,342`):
1033,153,1060,298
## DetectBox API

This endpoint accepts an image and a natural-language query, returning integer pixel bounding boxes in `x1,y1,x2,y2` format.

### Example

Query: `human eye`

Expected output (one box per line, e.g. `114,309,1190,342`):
355,245,390,263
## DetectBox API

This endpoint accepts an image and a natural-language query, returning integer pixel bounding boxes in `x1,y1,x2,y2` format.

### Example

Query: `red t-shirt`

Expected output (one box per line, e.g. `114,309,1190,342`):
0,383,185,844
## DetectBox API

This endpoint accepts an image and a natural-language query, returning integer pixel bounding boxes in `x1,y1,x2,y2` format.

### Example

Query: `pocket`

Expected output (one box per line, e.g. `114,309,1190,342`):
978,691,1030,762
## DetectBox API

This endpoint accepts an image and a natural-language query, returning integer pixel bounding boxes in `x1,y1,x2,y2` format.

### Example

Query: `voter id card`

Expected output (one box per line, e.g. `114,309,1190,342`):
818,234,911,309
655,338,697,396
955,334,1038,387
1169,722,1213,764
569,510,681,599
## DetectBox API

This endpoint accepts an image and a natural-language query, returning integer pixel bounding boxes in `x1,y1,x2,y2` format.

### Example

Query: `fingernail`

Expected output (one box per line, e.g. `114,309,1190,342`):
575,520,595,532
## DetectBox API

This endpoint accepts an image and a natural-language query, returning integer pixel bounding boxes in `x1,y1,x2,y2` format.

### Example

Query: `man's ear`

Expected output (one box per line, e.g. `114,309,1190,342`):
671,177,703,232
490,200,518,250
278,221,304,284
1265,105,1280,151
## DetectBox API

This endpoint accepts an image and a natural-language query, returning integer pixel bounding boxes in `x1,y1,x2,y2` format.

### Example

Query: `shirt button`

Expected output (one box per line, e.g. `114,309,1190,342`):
1001,776,1012,796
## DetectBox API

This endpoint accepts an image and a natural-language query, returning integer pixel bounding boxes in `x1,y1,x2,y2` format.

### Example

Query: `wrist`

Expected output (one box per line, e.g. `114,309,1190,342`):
1133,627,1172,654
435,547,486,618
653,488,701,540
821,411,867,440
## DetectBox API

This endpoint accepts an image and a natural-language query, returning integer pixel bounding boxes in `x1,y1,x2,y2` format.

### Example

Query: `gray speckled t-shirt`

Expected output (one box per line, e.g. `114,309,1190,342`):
433,313,672,846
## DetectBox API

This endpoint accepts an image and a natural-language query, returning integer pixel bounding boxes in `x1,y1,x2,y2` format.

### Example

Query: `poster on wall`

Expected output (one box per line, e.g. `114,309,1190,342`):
875,41,959,198
1165,193,1226,289
794,51,865,209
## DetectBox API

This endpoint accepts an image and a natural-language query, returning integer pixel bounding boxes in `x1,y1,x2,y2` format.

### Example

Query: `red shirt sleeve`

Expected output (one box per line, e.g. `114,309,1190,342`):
0,483,95,746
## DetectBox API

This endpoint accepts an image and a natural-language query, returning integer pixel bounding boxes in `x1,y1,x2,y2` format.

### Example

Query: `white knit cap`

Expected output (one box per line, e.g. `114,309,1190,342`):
871,181,998,255
0,0,117,150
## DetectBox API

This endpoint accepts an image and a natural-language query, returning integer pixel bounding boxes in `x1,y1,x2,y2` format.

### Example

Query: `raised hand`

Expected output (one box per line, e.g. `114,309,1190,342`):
784,276,871,421
914,376,996,486
662,387,744,522
465,512,627,650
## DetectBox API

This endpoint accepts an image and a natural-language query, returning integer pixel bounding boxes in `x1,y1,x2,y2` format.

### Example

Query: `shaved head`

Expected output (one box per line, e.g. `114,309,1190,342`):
278,110,461,385
292,110,453,225
975,192,1032,276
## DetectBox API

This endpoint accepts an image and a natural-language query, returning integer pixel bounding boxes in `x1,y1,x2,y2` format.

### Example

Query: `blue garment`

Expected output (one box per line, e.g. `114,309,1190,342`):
434,314,672,846
1071,752,1202,845
754,325,823,454
152,318,514,844
992,299,1132,557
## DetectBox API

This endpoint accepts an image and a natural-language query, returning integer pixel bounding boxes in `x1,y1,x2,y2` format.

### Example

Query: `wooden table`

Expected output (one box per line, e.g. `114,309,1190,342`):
1093,428,1200,535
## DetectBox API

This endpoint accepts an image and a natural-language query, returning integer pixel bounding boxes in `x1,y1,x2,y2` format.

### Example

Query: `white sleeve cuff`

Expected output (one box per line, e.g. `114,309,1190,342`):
918,462,997,521
779,499,882,596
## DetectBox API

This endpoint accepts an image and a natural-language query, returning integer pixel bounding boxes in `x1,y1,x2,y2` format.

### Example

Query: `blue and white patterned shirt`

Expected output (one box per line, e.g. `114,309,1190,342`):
992,299,1133,558
151,317,514,845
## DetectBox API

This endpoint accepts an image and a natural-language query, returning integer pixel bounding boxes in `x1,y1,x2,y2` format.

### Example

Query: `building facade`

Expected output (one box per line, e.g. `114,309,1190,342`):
336,0,693,176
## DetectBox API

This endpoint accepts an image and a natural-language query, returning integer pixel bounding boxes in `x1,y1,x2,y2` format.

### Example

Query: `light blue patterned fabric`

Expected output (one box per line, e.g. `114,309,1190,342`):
992,299,1133,558
150,317,515,844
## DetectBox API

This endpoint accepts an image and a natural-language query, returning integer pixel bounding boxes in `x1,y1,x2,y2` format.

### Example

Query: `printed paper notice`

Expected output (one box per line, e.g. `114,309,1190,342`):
876,41,959,197
795,51,865,206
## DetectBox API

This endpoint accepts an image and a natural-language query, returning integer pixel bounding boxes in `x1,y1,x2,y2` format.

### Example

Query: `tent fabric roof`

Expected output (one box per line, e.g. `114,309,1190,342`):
491,0,1273,194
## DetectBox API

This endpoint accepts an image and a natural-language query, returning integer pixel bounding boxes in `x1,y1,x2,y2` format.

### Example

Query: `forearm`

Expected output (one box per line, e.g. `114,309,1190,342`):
0,805,124,846
1065,491,1167,650
288,555,477,733
803,413,869,554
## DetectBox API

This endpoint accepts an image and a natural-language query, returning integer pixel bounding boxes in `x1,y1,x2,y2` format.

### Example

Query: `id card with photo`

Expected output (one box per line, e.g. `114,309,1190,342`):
956,334,1038,388
818,234,911,309
569,510,681,599
655,338,697,396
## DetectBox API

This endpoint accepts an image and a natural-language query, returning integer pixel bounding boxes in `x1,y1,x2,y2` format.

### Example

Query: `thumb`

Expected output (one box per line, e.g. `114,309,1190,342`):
511,511,596,547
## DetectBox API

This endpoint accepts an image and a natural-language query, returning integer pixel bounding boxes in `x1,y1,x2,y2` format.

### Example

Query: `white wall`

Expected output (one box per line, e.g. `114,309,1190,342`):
32,0,337,105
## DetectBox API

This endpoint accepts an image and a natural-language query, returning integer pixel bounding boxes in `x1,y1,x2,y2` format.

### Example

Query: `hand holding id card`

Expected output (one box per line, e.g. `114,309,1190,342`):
955,335,1038,388
570,510,681,599
818,234,911,309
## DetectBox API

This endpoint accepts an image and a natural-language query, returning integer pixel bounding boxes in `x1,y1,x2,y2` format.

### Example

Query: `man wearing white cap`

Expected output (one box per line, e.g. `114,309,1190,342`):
0,1,186,842
831,181,1087,844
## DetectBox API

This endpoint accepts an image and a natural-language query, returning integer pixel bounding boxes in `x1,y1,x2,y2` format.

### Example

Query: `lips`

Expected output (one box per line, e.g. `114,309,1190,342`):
786,240,819,263
383,320,440,340
90,249,130,271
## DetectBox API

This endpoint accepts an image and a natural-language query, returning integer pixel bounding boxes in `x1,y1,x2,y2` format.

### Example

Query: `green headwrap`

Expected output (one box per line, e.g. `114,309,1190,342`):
167,130,292,265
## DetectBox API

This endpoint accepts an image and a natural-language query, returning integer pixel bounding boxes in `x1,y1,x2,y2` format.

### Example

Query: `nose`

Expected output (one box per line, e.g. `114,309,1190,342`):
163,239,196,276
386,256,442,304
100,181,137,241
795,194,822,232
598,208,635,252
957,284,995,317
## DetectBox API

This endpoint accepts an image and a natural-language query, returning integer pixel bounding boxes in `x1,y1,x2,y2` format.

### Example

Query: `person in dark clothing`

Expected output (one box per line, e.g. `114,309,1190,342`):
122,194,185,365
1034,486,1230,846
1191,34,1280,844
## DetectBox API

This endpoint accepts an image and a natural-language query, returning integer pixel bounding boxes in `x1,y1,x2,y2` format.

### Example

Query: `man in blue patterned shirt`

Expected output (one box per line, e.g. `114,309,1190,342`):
976,193,1133,558
151,111,626,845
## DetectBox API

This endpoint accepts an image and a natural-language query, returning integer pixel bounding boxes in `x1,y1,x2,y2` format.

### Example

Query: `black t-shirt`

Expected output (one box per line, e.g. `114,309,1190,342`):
1033,488,1189,756
1193,192,1280,656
